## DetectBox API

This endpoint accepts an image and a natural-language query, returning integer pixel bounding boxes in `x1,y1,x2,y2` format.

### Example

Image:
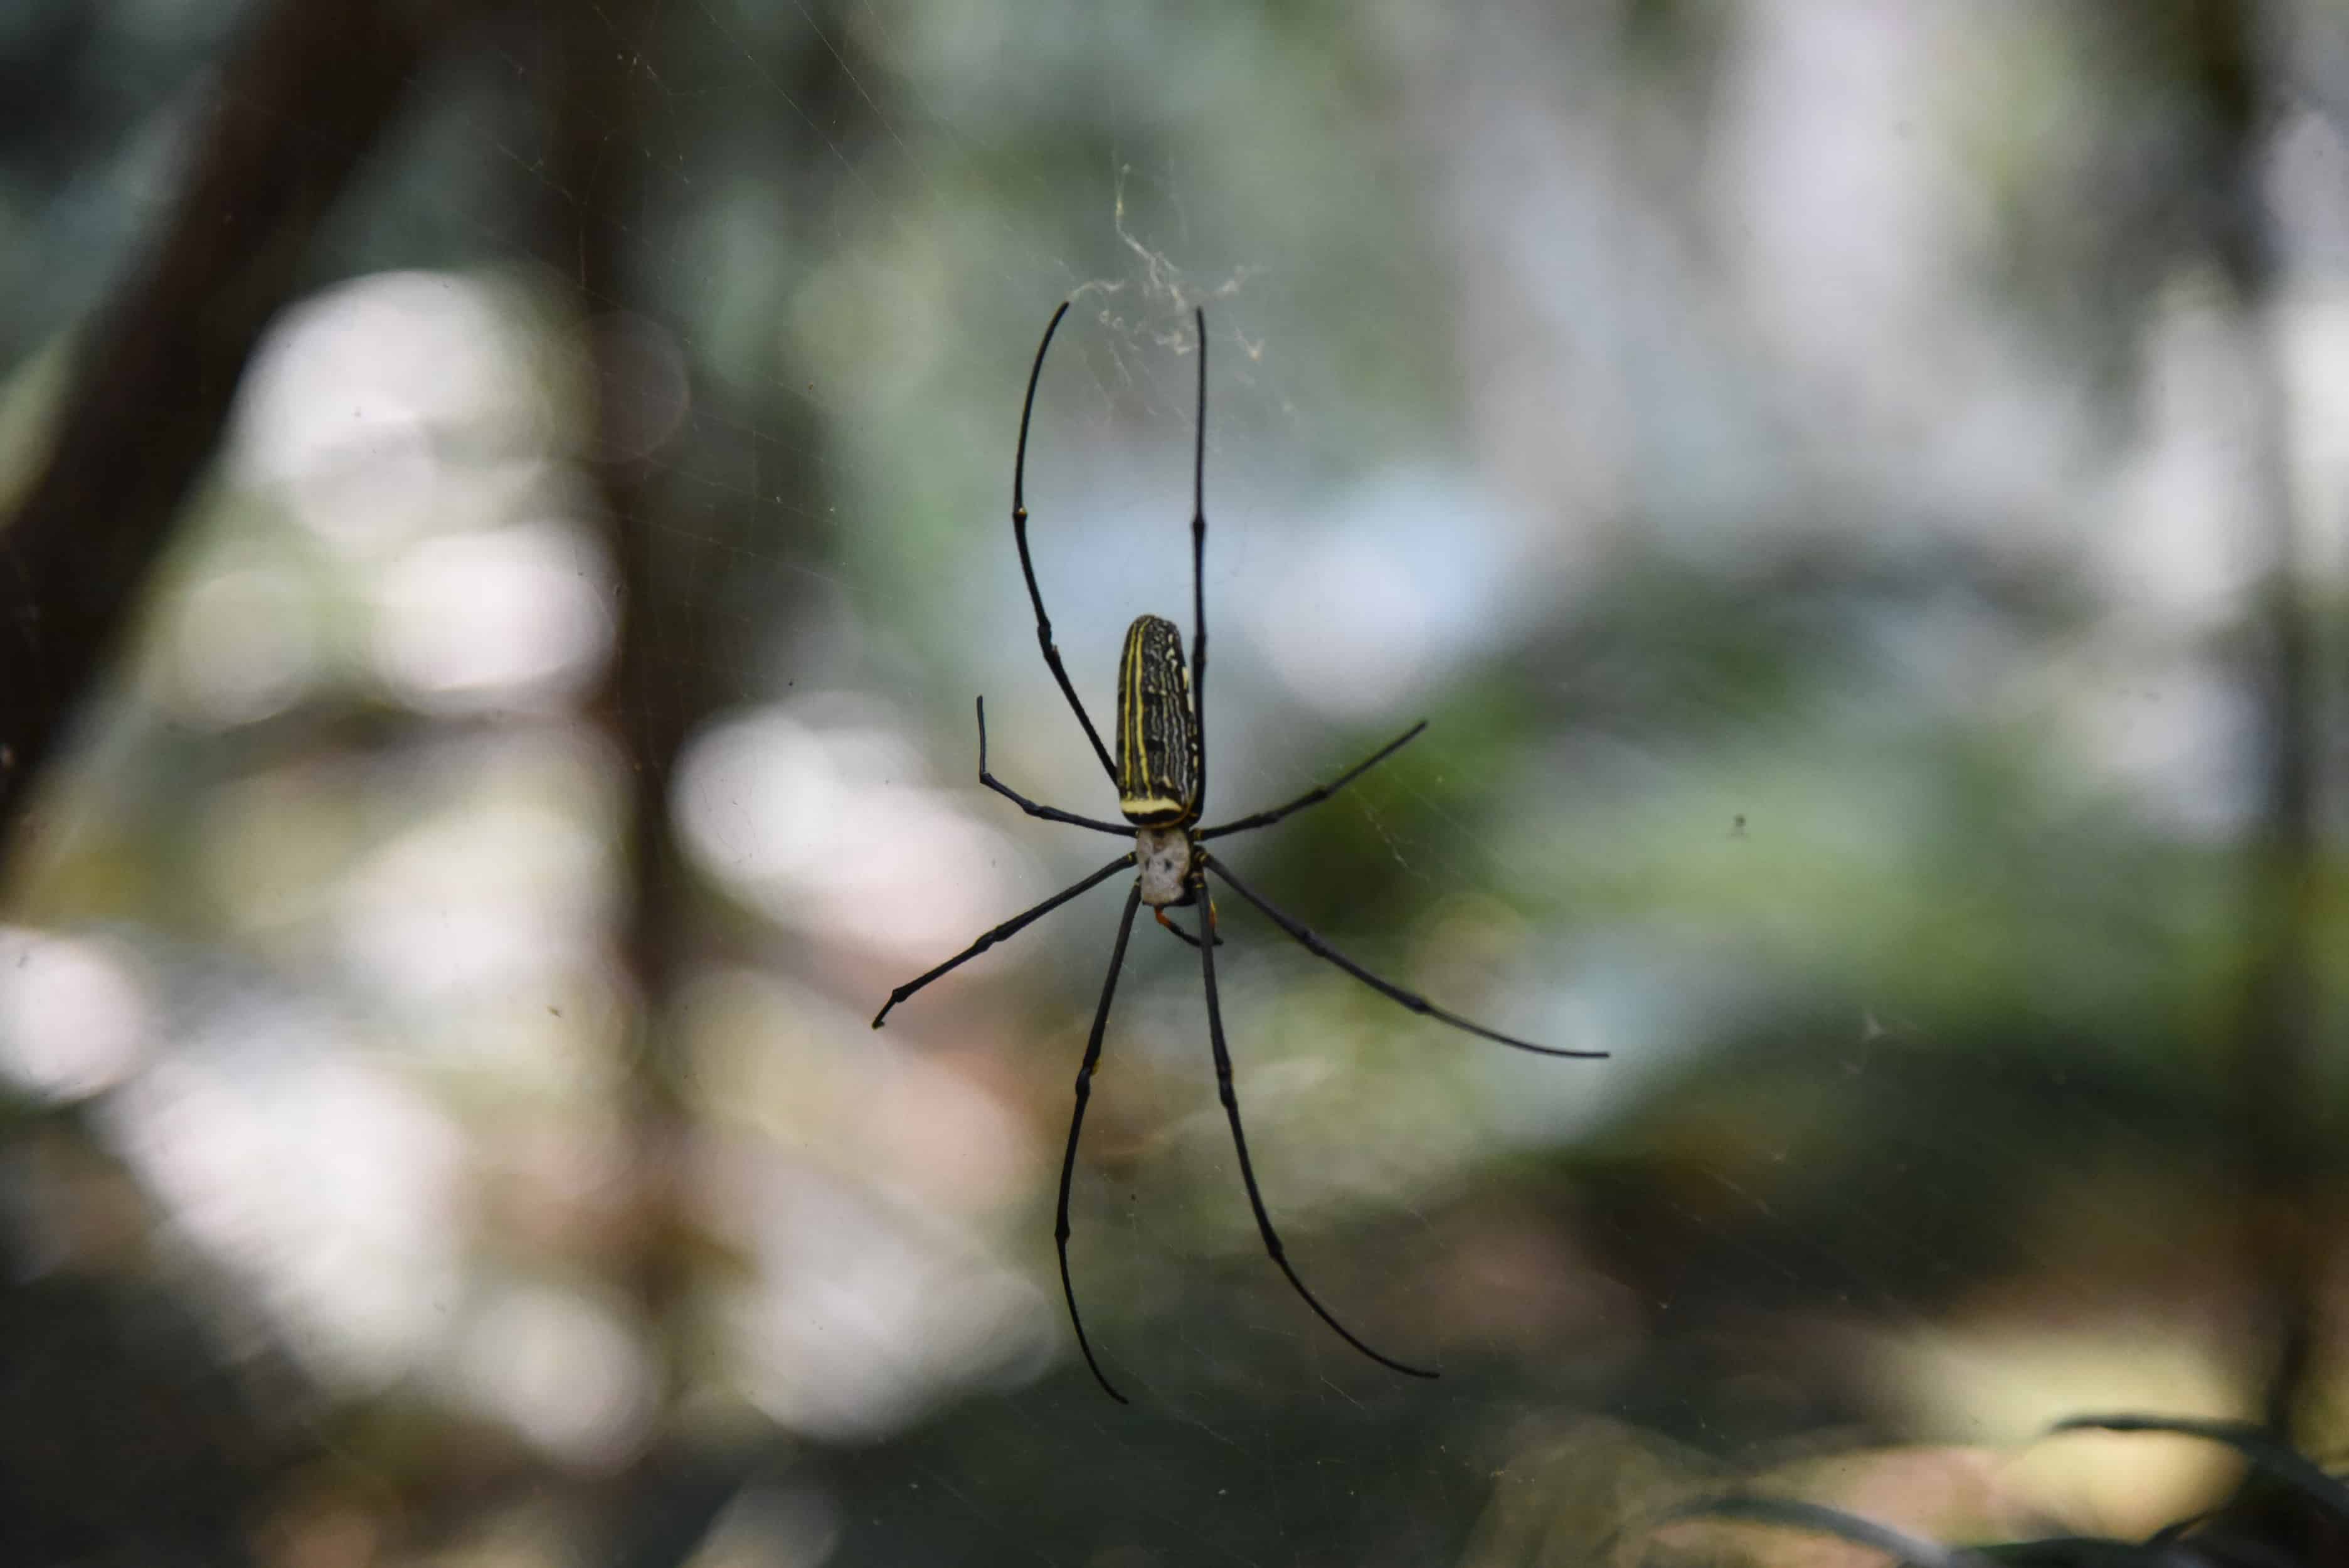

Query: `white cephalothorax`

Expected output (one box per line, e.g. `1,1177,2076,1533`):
1134,825,1192,908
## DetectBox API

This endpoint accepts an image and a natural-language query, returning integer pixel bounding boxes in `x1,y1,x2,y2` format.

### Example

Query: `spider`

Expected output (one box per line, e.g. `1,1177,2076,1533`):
872,302,1604,1403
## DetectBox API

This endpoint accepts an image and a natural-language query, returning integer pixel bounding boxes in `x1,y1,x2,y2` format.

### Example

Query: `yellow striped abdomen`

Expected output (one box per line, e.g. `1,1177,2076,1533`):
1115,614,1199,826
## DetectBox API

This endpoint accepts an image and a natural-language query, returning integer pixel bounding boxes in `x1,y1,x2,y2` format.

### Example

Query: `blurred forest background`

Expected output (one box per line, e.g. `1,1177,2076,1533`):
3,0,2348,1564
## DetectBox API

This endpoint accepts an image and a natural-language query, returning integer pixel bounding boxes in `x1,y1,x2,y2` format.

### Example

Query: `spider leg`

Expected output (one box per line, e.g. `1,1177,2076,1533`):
871,851,1135,1028
974,697,1128,836
1154,907,1223,949
1189,306,1210,812
1056,887,1143,1404
1196,879,1438,1381
1013,301,1119,786
1199,852,1606,1060
1197,720,1429,840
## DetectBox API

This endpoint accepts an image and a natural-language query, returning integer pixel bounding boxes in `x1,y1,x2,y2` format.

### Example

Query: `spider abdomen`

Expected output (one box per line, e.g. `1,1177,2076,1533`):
1115,613,1199,827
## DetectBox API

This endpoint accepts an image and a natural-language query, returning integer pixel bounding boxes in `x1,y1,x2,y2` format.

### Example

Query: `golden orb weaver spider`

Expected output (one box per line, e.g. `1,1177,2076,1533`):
871,302,1605,1403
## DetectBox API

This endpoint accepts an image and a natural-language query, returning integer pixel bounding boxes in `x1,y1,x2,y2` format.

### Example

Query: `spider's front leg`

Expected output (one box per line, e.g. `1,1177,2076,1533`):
1010,300,1120,784
972,697,1127,837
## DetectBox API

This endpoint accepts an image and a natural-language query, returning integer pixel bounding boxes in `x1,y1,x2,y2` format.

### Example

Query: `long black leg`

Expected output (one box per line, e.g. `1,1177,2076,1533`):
1196,879,1438,1380
1198,721,1429,841
872,852,1135,1027
1013,302,1120,785
1201,853,1606,1060
975,697,1128,836
1056,887,1143,1404
1189,307,1209,813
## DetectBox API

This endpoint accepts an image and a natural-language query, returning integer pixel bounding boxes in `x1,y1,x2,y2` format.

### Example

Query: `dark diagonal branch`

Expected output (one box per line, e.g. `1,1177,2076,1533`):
0,0,478,856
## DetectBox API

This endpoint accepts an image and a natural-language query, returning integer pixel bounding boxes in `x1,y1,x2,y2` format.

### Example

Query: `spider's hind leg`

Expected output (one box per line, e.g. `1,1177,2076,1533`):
1193,876,1438,1382
1197,851,1605,1061
1056,887,1145,1404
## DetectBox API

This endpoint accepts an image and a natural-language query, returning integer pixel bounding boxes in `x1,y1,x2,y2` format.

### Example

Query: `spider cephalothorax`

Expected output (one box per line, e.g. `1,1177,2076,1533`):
870,302,1606,1404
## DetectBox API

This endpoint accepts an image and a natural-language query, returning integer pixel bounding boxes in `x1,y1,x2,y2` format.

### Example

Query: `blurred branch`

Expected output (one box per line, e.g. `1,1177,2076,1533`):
535,0,850,1553
539,4,783,1560
2192,0,2326,1462
0,0,480,861
538,0,697,1400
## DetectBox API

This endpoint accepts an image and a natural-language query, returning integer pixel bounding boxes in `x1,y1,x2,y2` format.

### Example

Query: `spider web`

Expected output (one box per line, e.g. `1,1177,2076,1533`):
5,1,2346,1564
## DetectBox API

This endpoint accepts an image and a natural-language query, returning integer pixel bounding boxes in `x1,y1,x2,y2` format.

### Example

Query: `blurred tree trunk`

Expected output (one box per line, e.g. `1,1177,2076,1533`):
2192,0,2325,1449
2170,20,2338,1560
536,1,855,1560
538,0,699,1414
0,0,477,865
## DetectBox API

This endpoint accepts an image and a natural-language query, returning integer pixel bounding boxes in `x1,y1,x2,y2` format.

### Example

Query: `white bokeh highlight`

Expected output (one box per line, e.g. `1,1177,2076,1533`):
453,1283,655,1468
102,1014,465,1386
0,929,154,1103
711,1158,1050,1441
370,519,614,711
675,701,1036,963
230,270,556,553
